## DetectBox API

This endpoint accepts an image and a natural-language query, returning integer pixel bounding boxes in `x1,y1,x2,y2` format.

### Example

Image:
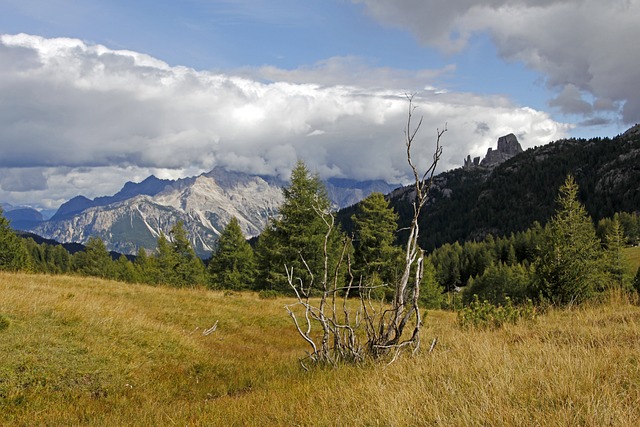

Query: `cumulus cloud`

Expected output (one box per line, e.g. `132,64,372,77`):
354,0,640,124
0,33,569,208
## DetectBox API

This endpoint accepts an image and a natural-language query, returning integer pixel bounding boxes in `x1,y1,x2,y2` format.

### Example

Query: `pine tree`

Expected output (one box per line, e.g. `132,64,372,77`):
256,160,344,293
0,208,30,272
351,192,403,286
208,217,256,290
533,175,606,304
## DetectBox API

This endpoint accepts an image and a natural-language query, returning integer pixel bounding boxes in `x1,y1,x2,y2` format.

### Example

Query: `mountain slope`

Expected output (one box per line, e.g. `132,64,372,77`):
31,169,284,257
28,167,398,257
335,126,640,251
390,125,640,250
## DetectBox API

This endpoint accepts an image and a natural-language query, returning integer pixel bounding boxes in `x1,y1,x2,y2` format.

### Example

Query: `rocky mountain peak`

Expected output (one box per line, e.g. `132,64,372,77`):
463,133,523,169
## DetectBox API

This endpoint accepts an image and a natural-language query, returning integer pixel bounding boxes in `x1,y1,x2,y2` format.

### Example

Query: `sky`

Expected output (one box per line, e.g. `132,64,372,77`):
1,0,638,211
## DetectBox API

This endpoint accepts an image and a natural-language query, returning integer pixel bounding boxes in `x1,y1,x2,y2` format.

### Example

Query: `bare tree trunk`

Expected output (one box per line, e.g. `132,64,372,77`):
367,95,444,359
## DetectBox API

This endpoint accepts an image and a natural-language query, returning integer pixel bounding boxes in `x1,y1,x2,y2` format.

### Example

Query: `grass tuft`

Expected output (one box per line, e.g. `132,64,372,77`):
0,313,9,330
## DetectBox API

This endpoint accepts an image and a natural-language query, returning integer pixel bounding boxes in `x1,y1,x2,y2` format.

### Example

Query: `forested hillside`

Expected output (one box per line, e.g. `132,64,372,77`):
338,125,640,251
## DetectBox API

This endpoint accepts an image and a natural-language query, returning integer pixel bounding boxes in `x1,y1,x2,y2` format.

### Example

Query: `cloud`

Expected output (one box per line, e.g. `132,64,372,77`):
0,33,569,208
354,0,640,124
0,168,47,192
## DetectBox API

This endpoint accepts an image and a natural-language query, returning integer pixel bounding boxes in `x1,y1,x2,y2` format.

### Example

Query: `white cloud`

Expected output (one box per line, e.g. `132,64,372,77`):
354,0,640,125
0,33,569,208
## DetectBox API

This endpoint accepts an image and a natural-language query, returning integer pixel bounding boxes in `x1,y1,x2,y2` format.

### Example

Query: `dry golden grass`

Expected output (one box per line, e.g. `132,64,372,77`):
2,272,640,426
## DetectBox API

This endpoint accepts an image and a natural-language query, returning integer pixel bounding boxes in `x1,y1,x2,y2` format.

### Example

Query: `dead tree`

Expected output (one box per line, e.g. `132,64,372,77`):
286,95,444,365
284,201,365,368
365,96,444,359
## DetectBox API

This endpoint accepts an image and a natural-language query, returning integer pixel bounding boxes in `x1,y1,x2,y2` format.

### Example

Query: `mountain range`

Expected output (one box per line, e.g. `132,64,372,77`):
9,167,398,257
6,125,639,258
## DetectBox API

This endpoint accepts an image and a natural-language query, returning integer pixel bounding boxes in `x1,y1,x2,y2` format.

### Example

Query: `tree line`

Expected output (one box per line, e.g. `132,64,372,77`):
2,166,639,308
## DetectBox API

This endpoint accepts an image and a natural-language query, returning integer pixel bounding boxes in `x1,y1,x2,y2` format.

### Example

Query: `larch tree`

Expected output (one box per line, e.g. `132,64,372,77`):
533,175,606,304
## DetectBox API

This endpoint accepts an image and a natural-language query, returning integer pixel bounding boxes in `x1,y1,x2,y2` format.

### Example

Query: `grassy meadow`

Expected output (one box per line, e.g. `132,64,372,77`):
624,245,640,272
2,272,640,426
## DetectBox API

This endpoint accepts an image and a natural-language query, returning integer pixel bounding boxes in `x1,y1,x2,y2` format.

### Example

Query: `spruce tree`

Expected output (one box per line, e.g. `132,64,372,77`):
533,175,606,304
351,192,403,287
208,217,256,290
256,160,343,293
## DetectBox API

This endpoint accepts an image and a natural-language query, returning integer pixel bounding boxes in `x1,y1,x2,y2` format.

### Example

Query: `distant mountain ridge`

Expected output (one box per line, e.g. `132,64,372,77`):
51,175,173,221
22,167,399,257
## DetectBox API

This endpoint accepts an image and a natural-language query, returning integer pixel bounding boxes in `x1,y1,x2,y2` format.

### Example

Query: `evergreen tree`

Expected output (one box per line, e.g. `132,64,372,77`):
533,176,606,304
351,192,403,286
73,236,113,279
603,216,628,289
0,208,30,272
114,254,137,283
134,247,157,284
463,263,532,306
208,217,256,290
419,259,445,309
170,221,206,287
155,232,178,285
256,160,344,293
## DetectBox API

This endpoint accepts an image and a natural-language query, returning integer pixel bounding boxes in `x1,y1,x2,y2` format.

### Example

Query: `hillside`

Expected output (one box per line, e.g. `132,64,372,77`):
2,272,640,425
350,125,640,251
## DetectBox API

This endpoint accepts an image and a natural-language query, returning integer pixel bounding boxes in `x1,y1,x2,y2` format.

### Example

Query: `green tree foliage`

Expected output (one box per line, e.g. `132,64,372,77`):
533,175,606,304
419,259,445,309
0,208,31,272
73,237,114,279
208,217,256,290
430,242,462,291
351,192,403,286
633,267,640,294
24,238,72,274
364,131,640,252
603,216,628,289
150,222,206,287
169,221,206,287
114,254,137,283
256,160,344,293
134,247,157,284
463,263,532,306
